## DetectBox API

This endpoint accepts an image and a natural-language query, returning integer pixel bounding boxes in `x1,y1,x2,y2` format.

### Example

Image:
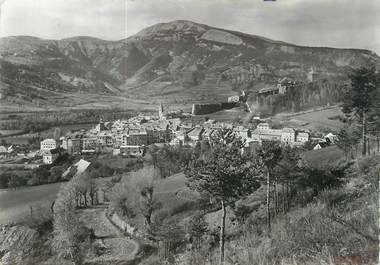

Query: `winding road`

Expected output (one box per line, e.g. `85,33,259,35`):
80,206,139,264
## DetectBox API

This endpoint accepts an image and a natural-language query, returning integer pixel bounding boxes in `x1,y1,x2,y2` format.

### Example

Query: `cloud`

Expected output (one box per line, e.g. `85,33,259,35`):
0,0,126,40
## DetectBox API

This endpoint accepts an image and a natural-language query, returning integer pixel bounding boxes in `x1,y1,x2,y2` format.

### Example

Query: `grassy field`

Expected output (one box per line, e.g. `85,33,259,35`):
302,145,346,169
272,106,344,132
2,123,96,144
0,182,62,224
0,130,24,136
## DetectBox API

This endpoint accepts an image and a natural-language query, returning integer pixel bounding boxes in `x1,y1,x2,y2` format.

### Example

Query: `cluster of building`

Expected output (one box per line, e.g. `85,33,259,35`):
257,67,323,97
40,139,60,164
250,122,309,146
36,104,313,164
257,77,297,96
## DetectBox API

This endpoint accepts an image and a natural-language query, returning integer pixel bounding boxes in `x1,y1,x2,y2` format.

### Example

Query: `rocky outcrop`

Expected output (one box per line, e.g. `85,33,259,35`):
201,29,243,45
0,225,38,265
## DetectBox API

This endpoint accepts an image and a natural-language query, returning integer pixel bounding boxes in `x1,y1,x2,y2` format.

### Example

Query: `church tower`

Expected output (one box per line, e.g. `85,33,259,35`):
158,103,165,120
307,67,314,83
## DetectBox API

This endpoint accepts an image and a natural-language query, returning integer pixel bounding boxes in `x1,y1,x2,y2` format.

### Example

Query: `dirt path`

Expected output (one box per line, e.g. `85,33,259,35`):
80,206,139,264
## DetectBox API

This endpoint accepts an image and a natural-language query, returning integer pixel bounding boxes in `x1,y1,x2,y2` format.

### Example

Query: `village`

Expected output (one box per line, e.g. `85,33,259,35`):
0,101,340,167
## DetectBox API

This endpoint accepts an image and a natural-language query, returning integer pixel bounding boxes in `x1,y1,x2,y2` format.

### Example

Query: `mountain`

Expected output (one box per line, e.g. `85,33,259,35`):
0,20,379,112
0,36,128,111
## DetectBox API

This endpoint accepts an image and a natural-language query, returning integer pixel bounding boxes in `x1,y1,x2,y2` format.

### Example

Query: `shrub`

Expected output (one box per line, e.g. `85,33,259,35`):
357,156,378,175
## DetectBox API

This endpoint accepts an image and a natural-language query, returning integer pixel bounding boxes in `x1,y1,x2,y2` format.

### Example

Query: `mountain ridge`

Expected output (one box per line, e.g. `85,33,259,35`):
0,20,379,111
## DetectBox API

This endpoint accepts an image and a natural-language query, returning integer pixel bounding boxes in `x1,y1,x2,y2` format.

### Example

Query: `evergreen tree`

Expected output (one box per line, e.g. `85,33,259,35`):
342,67,379,156
186,135,261,264
336,126,361,159
256,141,283,235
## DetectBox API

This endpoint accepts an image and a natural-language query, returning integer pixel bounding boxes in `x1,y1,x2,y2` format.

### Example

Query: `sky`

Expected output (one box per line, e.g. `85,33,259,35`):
0,0,126,40
0,0,379,54
127,0,380,54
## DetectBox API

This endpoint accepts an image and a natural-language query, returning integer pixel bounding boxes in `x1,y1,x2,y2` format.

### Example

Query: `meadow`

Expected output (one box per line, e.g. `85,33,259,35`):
272,106,345,132
0,182,61,224
1,123,96,144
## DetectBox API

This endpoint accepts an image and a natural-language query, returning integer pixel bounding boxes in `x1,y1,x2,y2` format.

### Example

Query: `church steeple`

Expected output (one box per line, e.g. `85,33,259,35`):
158,103,165,120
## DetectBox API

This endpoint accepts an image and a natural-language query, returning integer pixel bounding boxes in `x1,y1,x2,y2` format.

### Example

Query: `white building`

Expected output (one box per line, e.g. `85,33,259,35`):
40,139,56,151
281,128,295,144
42,149,59,164
325,133,337,144
257,123,270,130
313,142,329,150
296,132,309,143
251,125,298,145
228,95,240,103
234,126,251,140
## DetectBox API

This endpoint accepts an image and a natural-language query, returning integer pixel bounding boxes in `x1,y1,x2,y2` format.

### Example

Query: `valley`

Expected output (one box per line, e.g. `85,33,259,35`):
0,18,379,265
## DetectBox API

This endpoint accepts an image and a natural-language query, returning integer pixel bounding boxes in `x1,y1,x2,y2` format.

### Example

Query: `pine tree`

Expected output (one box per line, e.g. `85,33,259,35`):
186,136,261,264
256,141,283,235
342,67,379,156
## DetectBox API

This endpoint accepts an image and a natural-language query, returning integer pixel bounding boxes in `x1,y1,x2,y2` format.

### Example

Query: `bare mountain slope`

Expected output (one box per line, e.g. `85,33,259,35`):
0,20,379,110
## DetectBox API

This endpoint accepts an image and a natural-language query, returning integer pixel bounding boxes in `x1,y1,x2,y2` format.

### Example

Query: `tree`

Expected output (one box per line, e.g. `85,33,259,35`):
342,67,379,156
336,126,361,159
186,136,261,264
256,141,283,235
187,211,209,250
276,146,302,213
108,181,136,218
49,166,64,183
53,176,95,264
130,166,161,230
297,166,345,197
32,166,50,185
7,174,26,188
53,127,62,142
